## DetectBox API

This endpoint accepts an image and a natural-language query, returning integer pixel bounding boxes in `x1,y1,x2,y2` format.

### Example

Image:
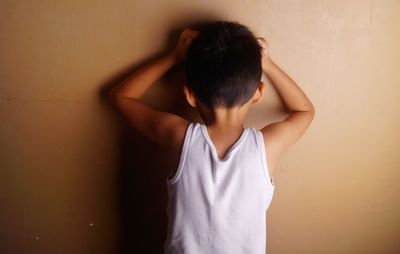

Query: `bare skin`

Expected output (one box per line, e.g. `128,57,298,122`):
109,28,316,180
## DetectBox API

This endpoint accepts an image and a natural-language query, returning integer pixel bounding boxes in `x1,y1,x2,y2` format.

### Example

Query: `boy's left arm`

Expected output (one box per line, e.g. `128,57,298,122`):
109,29,199,150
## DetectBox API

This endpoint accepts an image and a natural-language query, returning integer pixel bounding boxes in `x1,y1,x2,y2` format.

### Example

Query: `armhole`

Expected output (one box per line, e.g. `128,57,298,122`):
255,129,275,190
166,122,193,185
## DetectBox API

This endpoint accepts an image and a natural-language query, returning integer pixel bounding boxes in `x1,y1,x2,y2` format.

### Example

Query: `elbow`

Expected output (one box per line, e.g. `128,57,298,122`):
108,90,123,108
108,88,124,102
305,101,316,115
299,105,316,120
311,104,316,114
108,93,118,109
108,86,116,100
108,92,117,105
308,106,316,121
309,105,316,114
108,90,117,100
306,104,316,115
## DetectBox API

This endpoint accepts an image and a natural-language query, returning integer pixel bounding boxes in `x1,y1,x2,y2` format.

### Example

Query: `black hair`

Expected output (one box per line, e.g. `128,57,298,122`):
185,20,262,108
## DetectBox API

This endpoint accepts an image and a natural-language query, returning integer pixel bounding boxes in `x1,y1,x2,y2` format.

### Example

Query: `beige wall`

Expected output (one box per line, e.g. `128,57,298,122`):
1,0,399,253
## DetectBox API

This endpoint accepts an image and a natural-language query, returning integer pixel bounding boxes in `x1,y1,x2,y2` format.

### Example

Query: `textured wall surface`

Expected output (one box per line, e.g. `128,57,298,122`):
1,0,399,253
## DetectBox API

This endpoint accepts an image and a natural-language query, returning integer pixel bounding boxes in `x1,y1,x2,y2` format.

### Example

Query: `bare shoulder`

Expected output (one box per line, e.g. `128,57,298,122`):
259,110,316,177
167,118,191,150
152,112,190,152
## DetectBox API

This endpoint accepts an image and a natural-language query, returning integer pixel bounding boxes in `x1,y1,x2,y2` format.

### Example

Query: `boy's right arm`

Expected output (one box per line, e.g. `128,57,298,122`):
257,37,316,177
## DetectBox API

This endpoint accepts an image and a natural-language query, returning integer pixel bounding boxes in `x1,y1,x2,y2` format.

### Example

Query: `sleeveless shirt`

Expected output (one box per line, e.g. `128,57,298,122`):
164,122,275,254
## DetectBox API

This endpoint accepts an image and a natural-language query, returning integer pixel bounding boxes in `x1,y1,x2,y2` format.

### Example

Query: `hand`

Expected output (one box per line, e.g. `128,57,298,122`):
256,37,274,71
172,28,200,63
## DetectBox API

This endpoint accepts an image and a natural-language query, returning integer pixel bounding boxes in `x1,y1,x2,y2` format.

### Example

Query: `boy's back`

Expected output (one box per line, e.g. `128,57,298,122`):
163,122,275,254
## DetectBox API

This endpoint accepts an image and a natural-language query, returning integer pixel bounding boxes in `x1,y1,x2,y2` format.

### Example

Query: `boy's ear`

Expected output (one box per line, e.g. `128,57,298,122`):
251,81,265,104
183,84,197,107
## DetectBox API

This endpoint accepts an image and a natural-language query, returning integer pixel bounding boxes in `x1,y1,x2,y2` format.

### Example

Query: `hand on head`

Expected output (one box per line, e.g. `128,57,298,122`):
256,37,273,70
172,28,200,63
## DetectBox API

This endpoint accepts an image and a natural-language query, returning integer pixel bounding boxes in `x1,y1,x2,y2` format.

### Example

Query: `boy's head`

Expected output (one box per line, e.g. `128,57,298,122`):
184,20,264,109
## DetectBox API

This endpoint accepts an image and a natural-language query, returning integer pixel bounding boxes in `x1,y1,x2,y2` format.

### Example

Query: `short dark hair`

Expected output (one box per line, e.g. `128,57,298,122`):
185,20,262,108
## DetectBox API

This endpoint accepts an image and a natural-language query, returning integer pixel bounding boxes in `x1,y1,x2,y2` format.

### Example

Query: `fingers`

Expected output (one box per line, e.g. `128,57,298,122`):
256,37,268,48
256,37,267,43
176,29,199,48
182,28,200,39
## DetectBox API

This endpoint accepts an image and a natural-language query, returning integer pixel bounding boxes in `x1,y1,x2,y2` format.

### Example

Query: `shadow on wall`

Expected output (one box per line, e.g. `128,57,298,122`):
99,22,207,253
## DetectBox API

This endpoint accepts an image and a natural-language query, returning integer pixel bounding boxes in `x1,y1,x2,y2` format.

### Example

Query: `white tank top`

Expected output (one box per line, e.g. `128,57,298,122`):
164,122,275,254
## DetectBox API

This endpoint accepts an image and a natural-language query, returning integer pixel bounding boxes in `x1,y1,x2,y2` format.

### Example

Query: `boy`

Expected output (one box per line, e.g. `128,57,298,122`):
109,21,315,253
